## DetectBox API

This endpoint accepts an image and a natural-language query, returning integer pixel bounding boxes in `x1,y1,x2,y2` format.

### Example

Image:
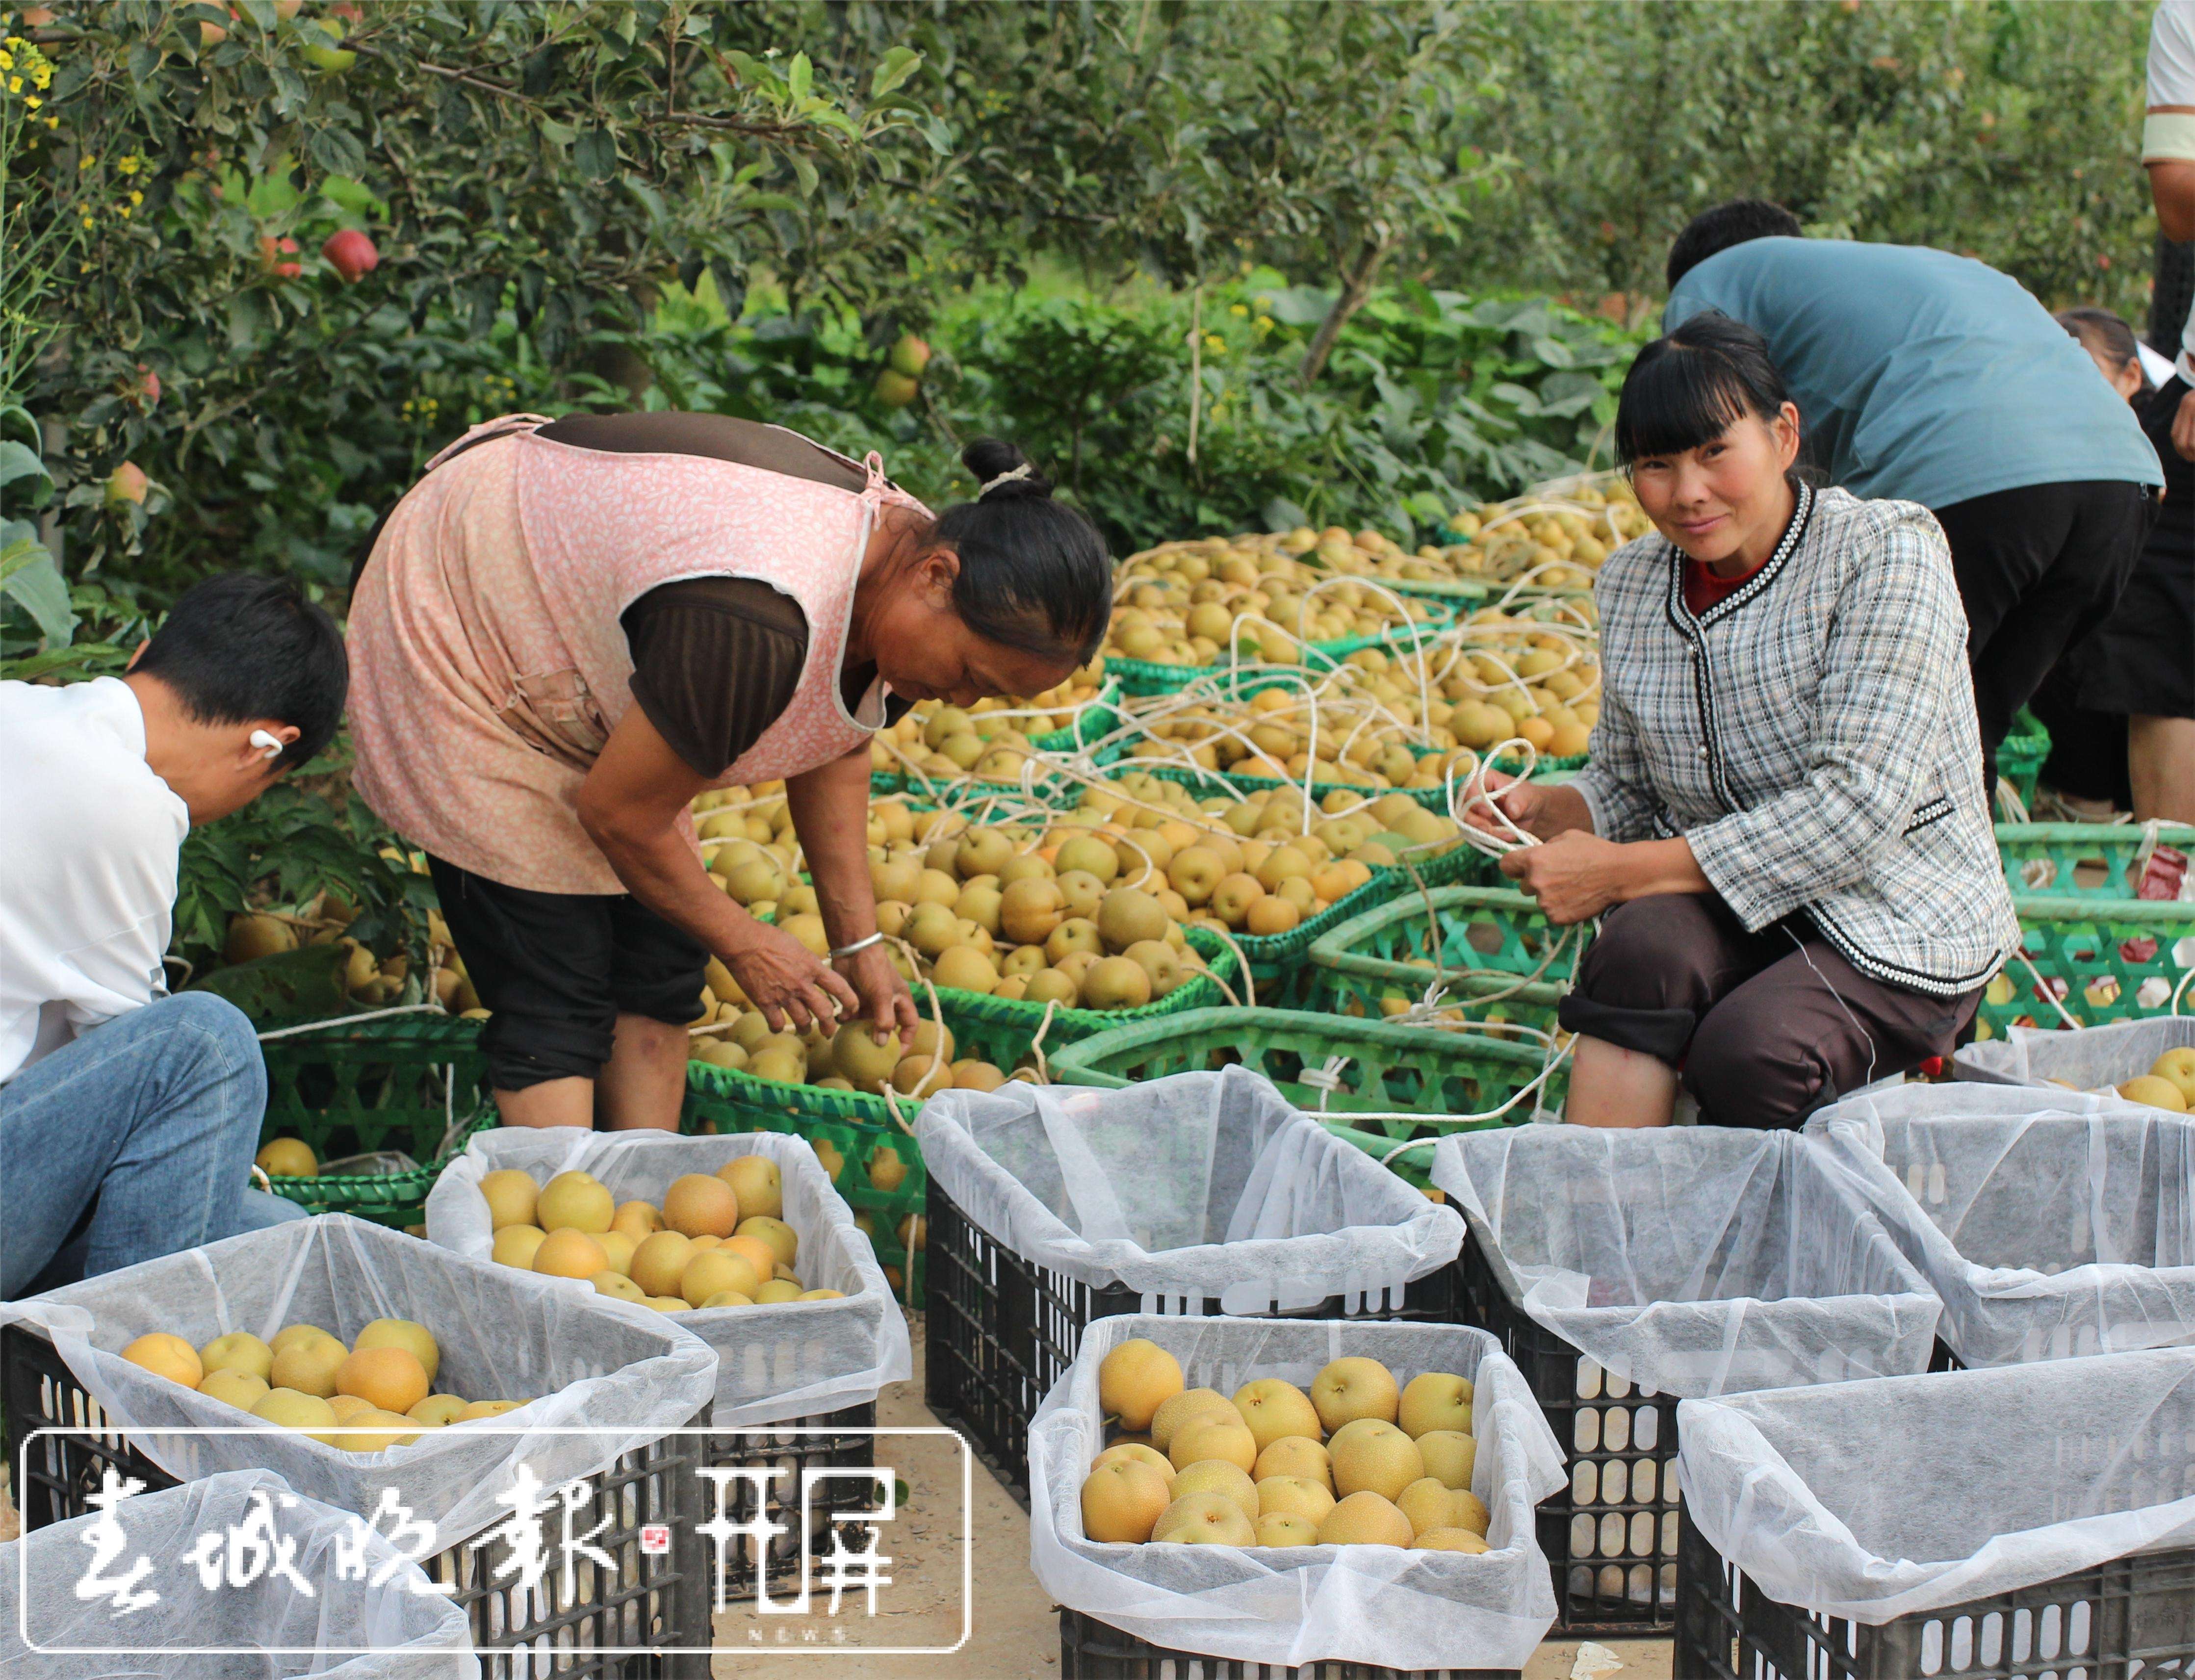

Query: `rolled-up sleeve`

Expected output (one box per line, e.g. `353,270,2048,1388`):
1684,516,1968,930
1569,686,1660,842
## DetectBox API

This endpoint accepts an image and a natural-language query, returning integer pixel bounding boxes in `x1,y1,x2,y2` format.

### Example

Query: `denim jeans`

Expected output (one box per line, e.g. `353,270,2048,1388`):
0,992,273,1298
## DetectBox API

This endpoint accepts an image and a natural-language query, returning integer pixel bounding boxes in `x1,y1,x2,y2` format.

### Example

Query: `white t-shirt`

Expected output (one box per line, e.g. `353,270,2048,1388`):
2149,2,2195,380
0,677,189,1084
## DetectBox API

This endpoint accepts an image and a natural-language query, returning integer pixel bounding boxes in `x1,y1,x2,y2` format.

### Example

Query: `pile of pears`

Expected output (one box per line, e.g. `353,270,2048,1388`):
1081,1339,1491,1553
1441,480,1653,590
120,1317,516,1451
482,1159,844,1312
2109,1047,2195,1112
1106,536,1443,669
871,660,1110,784
224,901,485,1019
694,1012,1017,1101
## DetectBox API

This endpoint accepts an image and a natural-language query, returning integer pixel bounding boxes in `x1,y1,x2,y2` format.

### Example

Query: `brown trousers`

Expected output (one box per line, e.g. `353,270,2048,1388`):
1557,894,1982,1130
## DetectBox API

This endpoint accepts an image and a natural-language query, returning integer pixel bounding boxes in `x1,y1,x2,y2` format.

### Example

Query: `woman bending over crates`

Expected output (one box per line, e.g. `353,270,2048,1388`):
347,419,1109,1132
1467,312,2019,1129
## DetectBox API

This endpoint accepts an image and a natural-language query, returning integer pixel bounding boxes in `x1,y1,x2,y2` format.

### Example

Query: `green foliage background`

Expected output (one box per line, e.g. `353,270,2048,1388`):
0,0,2167,984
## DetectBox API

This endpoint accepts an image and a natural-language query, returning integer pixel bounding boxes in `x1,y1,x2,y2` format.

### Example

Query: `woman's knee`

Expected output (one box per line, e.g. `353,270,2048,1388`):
1682,1002,1825,1129
1575,896,1738,1013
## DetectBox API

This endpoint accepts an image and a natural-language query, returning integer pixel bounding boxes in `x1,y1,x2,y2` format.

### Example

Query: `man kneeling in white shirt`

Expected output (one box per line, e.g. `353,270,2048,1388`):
1,574,348,1297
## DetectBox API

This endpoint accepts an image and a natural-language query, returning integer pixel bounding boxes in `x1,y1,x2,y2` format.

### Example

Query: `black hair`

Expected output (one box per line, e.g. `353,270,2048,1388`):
1615,310,1796,467
1666,198,1804,289
133,573,348,771
2056,307,2151,395
930,439,1110,662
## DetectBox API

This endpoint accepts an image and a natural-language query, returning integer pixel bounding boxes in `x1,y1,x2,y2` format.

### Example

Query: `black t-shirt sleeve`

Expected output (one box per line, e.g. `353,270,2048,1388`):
622,579,810,778
621,578,914,777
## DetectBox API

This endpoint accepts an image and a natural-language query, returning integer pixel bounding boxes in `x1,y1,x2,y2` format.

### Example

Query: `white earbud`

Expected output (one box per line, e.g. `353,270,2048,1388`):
249,729,285,763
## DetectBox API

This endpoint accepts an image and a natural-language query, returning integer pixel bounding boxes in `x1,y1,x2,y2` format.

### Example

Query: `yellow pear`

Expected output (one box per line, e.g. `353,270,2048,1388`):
532,1228,609,1280
736,1216,798,1268
327,1394,376,1423
1232,1378,1322,1451
198,1332,273,1383
333,1409,421,1454
536,1170,614,1234
1150,1387,1235,1452
592,1271,647,1303
594,1229,637,1276
1255,1474,1335,1527
1081,1458,1174,1543
1449,1489,1491,1536
751,1279,802,1304
718,1155,783,1221
407,1394,469,1427
1311,1356,1399,1431
1171,1458,1259,1520
664,1174,741,1239
2119,1074,2189,1112
1256,1512,1319,1548
478,1169,540,1230
610,1200,662,1241
336,1347,430,1416
457,1399,525,1422
254,1137,316,1178
251,1388,340,1445
1253,1436,1332,1490
122,1333,202,1388
2151,1047,2195,1107
1398,1371,1473,1438
1099,1339,1185,1432
681,1248,763,1308
1316,1490,1414,1548
1152,1492,1257,1546
491,1225,548,1269
1413,1527,1490,1553
1416,1430,1476,1491
700,1289,755,1309
1093,1443,1175,1486
353,1320,440,1386
1169,1414,1258,1475
1328,1419,1424,1502
268,1333,346,1399
629,1230,697,1299
269,1323,334,1356
198,1368,271,1411
1397,1477,1467,1539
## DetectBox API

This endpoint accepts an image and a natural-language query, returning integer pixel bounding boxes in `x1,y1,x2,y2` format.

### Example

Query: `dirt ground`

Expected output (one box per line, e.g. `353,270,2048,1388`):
710,1312,1673,1680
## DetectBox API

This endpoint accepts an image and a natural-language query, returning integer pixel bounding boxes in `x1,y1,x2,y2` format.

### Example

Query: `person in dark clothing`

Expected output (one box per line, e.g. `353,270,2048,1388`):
1663,201,2165,798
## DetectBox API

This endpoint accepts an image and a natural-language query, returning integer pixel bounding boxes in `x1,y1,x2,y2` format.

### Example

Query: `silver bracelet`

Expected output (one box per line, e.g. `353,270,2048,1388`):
828,931,885,960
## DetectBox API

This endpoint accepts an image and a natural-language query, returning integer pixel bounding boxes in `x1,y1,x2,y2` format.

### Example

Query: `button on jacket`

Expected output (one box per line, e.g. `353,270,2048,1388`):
1569,483,2019,998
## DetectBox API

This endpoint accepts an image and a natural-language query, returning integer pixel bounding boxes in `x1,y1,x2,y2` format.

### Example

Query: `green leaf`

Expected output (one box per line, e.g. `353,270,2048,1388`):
306,124,369,181
788,52,812,101
791,153,818,197
870,46,921,99
575,129,620,181
0,441,53,507
0,533,77,646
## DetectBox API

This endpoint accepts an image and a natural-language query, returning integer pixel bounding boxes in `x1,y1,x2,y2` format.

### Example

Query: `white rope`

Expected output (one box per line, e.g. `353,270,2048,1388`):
255,1003,448,1042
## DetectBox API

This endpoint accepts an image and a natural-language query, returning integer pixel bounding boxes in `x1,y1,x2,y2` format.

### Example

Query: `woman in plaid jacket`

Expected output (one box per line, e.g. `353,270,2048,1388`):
1471,312,2019,1130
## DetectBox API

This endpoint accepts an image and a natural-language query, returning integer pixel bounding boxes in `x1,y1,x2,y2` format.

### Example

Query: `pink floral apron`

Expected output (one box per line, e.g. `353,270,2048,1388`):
347,414,929,894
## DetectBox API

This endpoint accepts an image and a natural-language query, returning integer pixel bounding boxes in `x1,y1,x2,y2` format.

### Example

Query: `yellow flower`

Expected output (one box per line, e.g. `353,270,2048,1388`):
128,188,142,206
22,93,35,108
116,154,141,176
0,49,16,72
44,113,57,128
117,202,131,217
79,153,96,170
6,76,20,94
1229,302,1248,317
33,62,50,88
1203,333,1226,355
1255,314,1275,332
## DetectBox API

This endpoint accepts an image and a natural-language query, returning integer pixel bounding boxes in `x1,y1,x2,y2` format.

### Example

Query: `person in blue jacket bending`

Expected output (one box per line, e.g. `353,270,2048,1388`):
1663,200,2165,794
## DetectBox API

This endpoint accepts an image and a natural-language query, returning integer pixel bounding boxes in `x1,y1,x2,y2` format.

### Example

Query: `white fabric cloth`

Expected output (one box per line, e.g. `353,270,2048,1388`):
0,1470,475,1677
1677,1346,2195,1625
915,1067,1462,1312
423,1125,910,1423
1954,1016,2195,1091
1428,1126,1940,1398
1807,1083,2195,1365
0,677,185,1083
0,1214,717,1547
1027,1314,1567,1670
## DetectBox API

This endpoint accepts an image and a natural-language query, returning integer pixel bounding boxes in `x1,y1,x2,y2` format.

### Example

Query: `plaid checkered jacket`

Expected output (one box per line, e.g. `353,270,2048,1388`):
1570,483,2019,998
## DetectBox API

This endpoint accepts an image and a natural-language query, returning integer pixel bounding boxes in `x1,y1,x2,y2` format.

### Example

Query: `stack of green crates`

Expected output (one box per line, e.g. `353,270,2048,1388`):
1304,884,1579,1038
254,1014,494,1230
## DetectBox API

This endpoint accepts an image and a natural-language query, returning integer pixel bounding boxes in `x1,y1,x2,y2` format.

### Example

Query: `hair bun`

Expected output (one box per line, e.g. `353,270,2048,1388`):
961,437,1053,502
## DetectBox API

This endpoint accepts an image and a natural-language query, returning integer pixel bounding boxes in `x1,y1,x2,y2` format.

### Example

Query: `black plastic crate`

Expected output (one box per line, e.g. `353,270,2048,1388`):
1674,1507,2195,1679
2,1324,710,1677
1454,1230,1679,1633
1059,1606,1521,1679
700,1402,878,1595
924,1175,1461,1505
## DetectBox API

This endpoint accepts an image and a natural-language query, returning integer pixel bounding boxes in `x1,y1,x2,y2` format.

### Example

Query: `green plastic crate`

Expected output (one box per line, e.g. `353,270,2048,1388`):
1108,609,1458,698
255,1015,495,1230
1028,676,1123,753
1998,707,2051,808
1997,822,2195,901
1305,884,1581,1038
682,1068,928,1305
868,737,1128,802
1975,894,2195,1040
1049,1005,1565,1140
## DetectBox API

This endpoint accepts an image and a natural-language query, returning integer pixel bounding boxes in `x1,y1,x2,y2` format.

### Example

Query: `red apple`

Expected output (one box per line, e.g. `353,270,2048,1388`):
105,462,149,508
122,364,162,413
888,334,931,379
258,235,303,279
321,228,379,283
873,368,919,409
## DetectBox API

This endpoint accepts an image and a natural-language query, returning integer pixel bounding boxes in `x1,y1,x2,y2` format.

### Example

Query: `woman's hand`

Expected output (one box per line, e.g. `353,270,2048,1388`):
1500,832,1712,925
1462,772,1593,842
837,942,918,1051
721,917,861,1035
1498,831,1632,924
